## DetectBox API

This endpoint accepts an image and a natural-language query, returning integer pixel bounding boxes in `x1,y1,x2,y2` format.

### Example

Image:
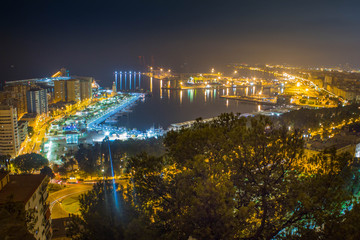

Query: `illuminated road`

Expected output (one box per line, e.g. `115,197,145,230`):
19,99,94,155
49,184,93,219
237,65,345,106
309,117,360,139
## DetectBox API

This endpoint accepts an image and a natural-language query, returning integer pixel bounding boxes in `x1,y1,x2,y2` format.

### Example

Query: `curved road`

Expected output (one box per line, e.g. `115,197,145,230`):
49,184,93,219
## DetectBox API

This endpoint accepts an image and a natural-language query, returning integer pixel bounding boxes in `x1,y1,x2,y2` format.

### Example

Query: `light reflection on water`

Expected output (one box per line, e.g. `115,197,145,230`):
112,73,280,130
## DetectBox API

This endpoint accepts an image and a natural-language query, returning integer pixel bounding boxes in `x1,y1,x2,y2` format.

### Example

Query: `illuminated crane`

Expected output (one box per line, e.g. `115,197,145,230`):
51,68,69,78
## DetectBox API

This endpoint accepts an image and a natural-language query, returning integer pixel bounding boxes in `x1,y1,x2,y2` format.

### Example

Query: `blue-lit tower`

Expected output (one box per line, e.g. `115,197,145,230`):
129,71,132,90
114,71,118,91
125,72,127,89
138,72,141,87
120,71,122,90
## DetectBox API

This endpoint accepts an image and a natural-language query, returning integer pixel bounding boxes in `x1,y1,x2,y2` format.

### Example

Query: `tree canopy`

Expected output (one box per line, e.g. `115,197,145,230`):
67,181,155,240
68,113,360,239
0,154,11,170
12,153,49,173
72,138,165,177
276,103,360,132
0,197,36,240
40,166,55,178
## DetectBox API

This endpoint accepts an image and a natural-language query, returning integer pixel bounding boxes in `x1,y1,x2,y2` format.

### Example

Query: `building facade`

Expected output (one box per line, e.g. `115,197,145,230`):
54,80,66,102
0,105,20,157
27,88,48,115
18,120,29,143
54,78,92,103
80,78,92,100
0,173,52,240
0,84,30,117
66,79,81,102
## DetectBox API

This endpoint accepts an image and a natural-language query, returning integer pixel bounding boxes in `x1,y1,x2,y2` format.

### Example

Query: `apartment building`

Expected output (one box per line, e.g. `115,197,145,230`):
54,80,66,102
0,84,30,117
27,88,49,115
66,79,80,102
0,105,20,157
54,78,92,103
0,173,52,240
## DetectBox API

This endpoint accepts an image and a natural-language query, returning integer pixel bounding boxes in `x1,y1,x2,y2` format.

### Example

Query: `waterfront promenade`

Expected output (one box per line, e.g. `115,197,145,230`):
87,93,143,128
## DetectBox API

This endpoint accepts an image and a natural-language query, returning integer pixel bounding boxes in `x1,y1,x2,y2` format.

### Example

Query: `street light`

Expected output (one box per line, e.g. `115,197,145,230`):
211,68,214,73
234,70,237,74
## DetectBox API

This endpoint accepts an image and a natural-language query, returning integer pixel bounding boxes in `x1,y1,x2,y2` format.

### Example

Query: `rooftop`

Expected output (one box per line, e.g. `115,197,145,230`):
21,113,38,119
0,174,47,204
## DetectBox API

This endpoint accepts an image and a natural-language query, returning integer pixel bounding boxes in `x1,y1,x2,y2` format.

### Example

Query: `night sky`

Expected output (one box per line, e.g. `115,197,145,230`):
1,0,360,86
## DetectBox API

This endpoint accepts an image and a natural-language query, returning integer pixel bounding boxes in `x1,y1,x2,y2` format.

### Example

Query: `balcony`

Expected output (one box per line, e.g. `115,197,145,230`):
41,191,49,203
42,203,50,216
45,221,52,240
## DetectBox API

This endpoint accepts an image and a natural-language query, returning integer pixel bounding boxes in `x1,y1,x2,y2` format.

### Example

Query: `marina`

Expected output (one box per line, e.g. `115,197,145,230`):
43,72,300,163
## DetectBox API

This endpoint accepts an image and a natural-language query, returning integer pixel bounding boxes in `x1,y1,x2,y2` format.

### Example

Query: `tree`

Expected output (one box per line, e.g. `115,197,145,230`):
57,166,67,176
40,166,55,178
0,197,36,240
127,113,359,239
127,153,236,240
319,202,360,240
74,144,100,176
12,153,49,173
27,126,34,137
70,113,360,239
67,157,77,171
276,104,360,133
0,154,11,170
61,154,77,171
65,150,78,171
66,181,155,240
52,163,60,173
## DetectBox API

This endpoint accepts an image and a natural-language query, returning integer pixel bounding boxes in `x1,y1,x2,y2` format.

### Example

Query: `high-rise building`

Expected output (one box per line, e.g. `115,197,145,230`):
0,85,30,117
0,173,52,240
75,76,93,100
0,105,20,157
80,78,92,100
54,78,92,103
18,120,28,143
26,88,48,115
54,80,66,102
66,79,80,102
